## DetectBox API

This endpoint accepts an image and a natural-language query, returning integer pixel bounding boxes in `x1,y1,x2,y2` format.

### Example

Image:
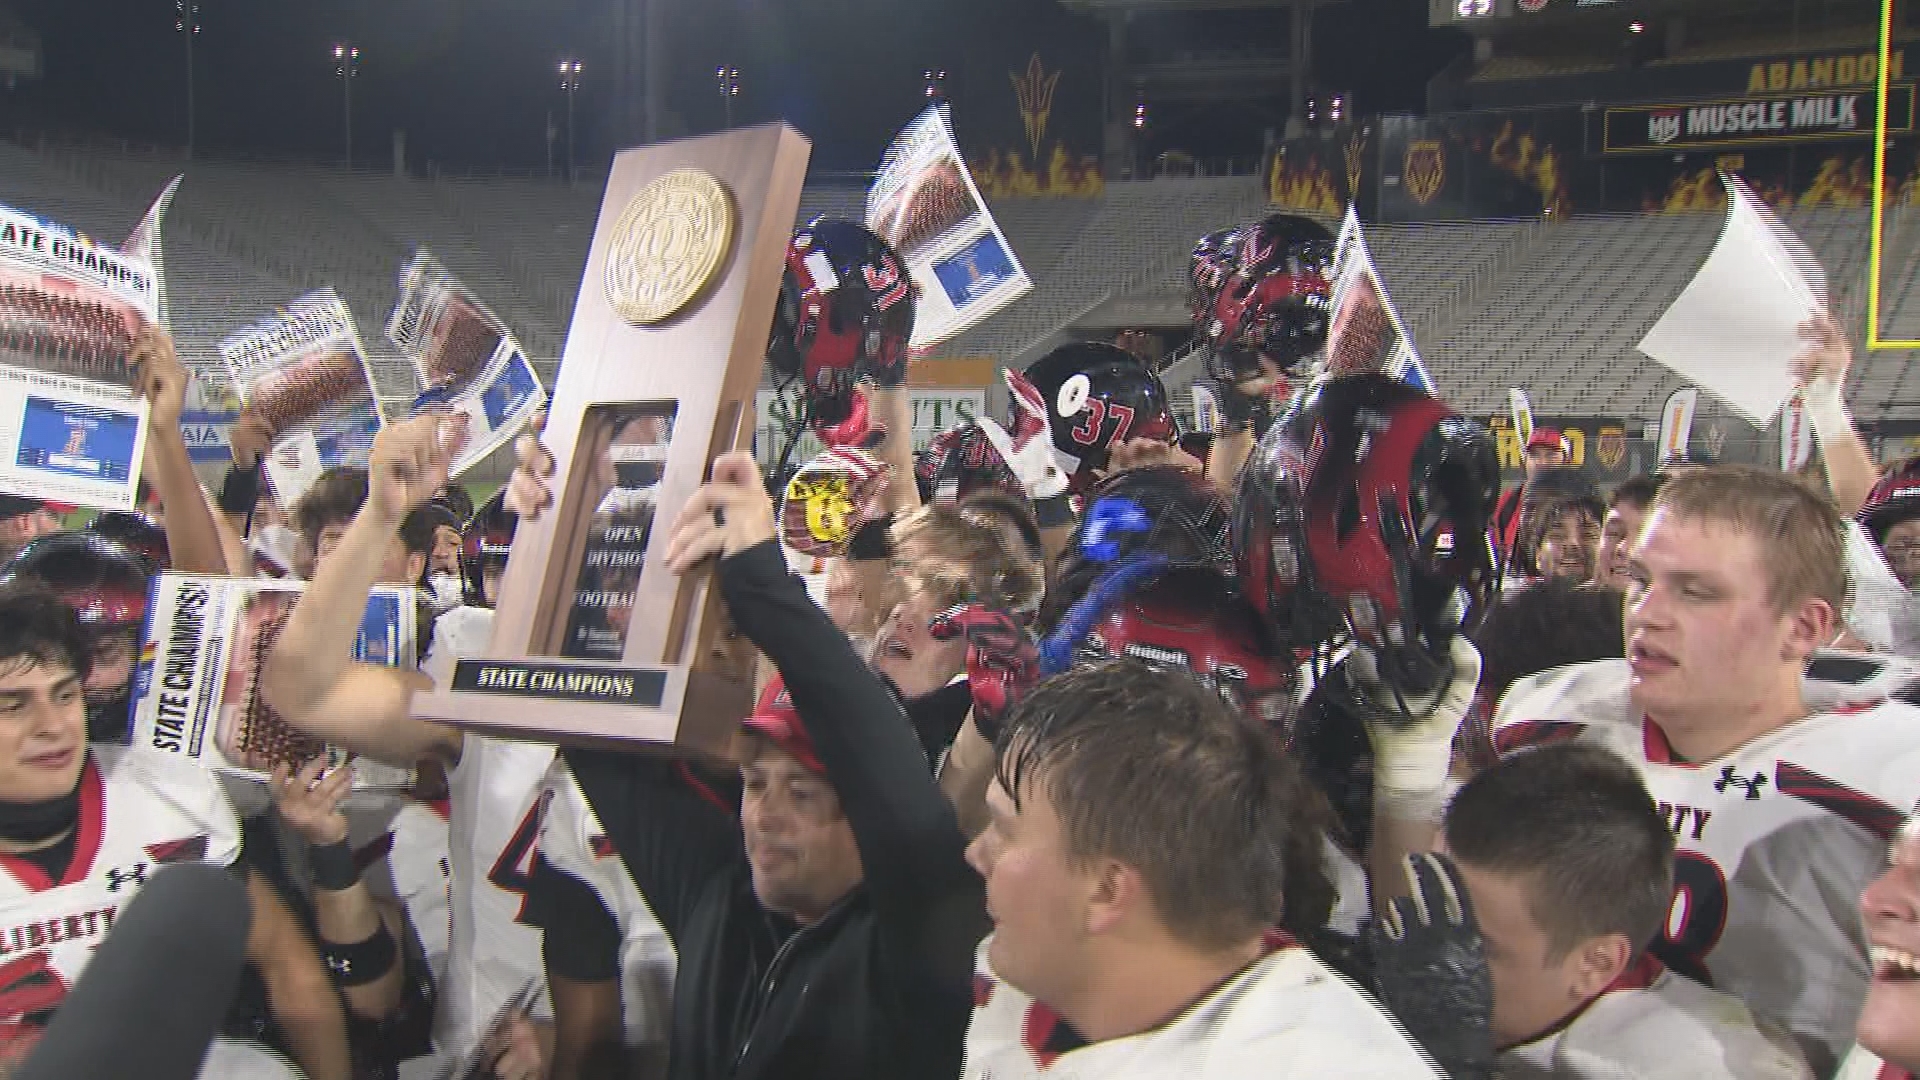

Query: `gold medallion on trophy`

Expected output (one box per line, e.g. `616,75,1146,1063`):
605,168,737,326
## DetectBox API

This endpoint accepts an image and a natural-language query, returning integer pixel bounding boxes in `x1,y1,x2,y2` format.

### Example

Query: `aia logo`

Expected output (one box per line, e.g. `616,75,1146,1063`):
1649,112,1682,145
863,260,910,312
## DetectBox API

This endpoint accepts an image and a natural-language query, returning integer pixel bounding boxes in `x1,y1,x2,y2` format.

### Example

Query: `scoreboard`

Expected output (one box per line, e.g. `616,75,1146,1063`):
1430,0,1623,26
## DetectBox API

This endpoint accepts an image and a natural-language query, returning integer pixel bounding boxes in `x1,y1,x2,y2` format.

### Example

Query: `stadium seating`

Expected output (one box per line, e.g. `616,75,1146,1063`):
3,136,1914,451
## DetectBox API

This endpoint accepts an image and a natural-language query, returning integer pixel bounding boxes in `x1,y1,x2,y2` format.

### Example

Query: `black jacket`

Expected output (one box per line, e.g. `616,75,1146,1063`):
559,540,987,1080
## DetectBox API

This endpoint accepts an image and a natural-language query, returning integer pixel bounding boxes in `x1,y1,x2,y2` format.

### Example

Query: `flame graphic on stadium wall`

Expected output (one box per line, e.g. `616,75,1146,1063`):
1644,155,1876,212
1488,122,1569,217
1268,150,1343,215
969,145,1104,198
1011,54,1061,162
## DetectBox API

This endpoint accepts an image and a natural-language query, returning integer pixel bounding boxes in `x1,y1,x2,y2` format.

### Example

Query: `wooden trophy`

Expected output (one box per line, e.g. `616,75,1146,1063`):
412,123,810,754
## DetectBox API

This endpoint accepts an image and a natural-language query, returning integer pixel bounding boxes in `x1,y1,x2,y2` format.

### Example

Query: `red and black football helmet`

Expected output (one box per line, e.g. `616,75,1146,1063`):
1205,214,1334,382
767,218,917,432
1076,566,1298,737
460,490,517,609
2,531,154,741
1188,227,1242,324
1041,464,1237,633
1019,342,1177,491
1861,455,1920,545
85,511,169,572
1237,373,1499,708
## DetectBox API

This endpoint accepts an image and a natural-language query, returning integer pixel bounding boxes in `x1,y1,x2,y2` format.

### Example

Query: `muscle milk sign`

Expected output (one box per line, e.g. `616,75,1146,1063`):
1605,86,1913,152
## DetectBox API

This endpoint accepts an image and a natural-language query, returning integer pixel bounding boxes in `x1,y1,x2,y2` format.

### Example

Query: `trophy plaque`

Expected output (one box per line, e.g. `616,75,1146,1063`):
412,123,810,754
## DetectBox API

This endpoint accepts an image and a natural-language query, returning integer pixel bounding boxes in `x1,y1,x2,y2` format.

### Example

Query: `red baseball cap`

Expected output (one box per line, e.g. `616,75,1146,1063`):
740,675,825,774
1525,428,1565,453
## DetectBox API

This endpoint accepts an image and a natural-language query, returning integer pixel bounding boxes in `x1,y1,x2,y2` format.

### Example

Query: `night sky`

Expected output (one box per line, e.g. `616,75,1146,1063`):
3,0,1464,172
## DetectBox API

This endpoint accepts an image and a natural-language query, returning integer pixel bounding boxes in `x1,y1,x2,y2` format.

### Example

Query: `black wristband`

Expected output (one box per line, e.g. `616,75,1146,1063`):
217,462,262,516
1034,494,1075,530
322,925,398,987
309,839,360,892
846,513,895,562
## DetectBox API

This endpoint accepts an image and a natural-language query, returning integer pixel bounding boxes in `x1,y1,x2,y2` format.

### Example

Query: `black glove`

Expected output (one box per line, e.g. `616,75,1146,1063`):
1203,374,1273,434
1368,852,1495,1080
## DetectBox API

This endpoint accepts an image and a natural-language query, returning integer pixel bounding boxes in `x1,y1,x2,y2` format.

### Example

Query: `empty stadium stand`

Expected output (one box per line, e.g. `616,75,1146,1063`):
2,135,1914,471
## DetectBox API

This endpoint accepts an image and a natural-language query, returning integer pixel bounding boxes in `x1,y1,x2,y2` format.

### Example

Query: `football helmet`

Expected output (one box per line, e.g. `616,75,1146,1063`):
1237,373,1499,707
1188,227,1242,324
767,218,916,431
1205,214,1334,382
2,531,154,741
1862,455,1920,544
86,511,169,572
459,490,517,609
1019,341,1177,491
1041,464,1235,628
1075,566,1297,736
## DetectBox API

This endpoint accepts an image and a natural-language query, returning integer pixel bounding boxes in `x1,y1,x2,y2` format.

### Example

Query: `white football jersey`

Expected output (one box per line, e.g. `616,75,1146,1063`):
536,758,676,1050
963,936,1439,1079
1495,654,1920,1071
1498,960,1811,1079
355,799,453,989
0,745,245,1067
422,606,555,1057
1833,1045,1912,1080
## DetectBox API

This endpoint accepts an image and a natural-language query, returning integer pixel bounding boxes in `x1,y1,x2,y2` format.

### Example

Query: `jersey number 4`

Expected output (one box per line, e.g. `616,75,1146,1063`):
1656,851,1729,986
488,794,551,925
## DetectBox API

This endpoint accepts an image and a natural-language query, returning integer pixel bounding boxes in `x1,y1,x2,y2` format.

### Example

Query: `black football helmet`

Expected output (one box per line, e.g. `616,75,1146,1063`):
767,218,917,431
2,531,154,741
1019,342,1177,492
1040,464,1236,633
1188,227,1242,325
86,511,168,572
1205,214,1334,381
1237,374,1499,712
460,490,517,609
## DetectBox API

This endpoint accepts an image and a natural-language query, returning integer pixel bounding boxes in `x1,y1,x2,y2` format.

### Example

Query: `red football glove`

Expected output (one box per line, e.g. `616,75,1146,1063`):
929,604,1038,741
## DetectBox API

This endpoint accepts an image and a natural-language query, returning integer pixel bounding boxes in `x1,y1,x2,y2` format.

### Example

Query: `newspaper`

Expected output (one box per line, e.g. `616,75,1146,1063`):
387,251,546,478
0,185,178,510
441,977,547,1080
1322,206,1433,393
867,105,1032,350
219,289,385,504
1637,174,1825,425
128,573,416,791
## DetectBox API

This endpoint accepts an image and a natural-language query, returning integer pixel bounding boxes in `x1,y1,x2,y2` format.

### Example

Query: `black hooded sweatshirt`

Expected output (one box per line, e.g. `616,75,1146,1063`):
555,540,987,1080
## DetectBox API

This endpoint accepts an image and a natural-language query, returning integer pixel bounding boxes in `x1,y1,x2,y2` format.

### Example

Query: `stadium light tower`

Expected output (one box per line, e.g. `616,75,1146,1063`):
558,57,583,186
174,1,200,159
716,65,740,129
333,42,361,170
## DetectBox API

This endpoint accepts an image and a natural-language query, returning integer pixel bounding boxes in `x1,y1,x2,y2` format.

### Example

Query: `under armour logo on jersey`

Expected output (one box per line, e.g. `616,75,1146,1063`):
105,863,147,892
1714,767,1768,800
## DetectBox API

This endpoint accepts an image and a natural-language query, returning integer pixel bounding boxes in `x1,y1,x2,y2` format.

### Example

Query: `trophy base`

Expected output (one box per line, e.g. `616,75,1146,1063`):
412,661,754,760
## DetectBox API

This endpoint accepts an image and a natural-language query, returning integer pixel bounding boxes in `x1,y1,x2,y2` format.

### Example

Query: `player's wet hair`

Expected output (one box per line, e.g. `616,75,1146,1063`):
1653,465,1847,614
891,500,1043,615
1473,578,1625,709
1607,474,1664,514
1445,743,1673,959
0,583,94,685
996,658,1334,947
293,465,371,548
